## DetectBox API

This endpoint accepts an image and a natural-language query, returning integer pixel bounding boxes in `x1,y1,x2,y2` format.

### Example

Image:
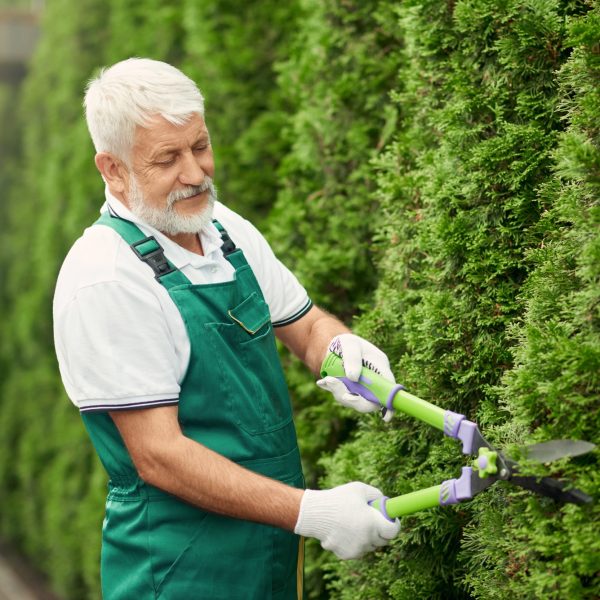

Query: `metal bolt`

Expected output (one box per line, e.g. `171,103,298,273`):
499,468,509,479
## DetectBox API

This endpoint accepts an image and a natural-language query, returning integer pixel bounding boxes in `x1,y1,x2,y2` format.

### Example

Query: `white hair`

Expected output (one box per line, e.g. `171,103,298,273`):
84,58,205,162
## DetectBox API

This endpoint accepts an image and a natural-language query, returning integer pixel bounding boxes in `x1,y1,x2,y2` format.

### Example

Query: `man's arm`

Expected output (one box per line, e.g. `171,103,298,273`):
110,405,303,530
274,305,350,375
110,404,400,559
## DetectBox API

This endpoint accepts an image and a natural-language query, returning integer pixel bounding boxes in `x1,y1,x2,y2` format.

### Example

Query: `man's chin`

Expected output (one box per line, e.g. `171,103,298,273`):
161,206,215,236
130,194,216,237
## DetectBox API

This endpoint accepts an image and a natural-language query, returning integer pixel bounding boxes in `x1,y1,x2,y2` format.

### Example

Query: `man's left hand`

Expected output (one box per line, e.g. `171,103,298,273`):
316,333,395,422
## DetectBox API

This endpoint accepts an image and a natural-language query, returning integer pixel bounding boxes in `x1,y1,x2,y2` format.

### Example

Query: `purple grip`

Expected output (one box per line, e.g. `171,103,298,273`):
337,377,380,406
439,467,473,506
386,384,405,410
443,411,478,454
368,496,395,522
443,410,465,437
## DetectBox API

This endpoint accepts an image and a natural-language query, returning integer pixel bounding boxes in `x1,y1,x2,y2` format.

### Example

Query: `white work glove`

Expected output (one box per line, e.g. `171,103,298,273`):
317,333,396,422
294,482,400,560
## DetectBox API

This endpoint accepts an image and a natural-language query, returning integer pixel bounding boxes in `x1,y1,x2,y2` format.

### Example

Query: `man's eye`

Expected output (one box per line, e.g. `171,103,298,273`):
193,145,208,153
157,158,175,166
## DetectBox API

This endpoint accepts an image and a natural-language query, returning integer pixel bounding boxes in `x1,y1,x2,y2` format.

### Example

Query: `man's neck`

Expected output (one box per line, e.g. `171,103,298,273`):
166,231,204,256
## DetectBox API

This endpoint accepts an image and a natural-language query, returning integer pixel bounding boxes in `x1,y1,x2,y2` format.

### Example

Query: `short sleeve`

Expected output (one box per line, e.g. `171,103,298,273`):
54,280,181,412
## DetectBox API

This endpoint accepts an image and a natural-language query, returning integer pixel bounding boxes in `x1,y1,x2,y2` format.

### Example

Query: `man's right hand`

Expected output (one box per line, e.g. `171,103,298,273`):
293,482,400,559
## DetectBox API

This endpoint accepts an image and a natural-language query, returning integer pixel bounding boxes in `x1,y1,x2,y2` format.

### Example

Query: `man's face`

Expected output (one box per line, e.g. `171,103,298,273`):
125,113,217,235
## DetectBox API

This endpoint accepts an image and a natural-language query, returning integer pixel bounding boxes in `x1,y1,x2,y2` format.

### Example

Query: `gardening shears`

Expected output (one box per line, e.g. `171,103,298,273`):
320,351,595,519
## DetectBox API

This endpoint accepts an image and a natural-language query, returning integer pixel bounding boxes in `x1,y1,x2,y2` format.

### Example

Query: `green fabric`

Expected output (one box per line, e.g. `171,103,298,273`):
133,237,161,255
228,291,272,334
82,213,305,599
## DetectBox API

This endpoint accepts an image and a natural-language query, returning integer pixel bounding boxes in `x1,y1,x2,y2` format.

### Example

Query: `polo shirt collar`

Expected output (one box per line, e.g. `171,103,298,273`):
100,188,224,269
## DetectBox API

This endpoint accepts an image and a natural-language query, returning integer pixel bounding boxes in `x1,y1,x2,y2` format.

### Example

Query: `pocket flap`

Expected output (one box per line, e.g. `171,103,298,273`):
228,292,271,334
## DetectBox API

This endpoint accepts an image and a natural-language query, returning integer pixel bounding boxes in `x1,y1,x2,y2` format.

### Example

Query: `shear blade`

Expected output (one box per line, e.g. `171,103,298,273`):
510,475,593,505
522,440,596,463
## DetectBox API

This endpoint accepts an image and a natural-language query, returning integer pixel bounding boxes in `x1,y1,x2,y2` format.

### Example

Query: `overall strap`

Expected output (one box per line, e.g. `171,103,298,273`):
212,219,248,270
95,212,190,288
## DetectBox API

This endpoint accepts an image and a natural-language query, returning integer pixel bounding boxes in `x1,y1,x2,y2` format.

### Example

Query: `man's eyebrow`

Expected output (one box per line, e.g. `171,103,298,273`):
192,133,210,145
149,150,177,163
148,133,210,161
150,145,178,159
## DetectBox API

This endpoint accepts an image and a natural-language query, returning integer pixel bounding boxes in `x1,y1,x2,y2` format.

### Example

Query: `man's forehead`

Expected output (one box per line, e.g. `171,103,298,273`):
134,113,209,149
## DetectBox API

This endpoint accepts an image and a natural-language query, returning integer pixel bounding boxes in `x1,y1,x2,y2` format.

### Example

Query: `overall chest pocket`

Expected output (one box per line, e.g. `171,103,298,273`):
205,293,293,436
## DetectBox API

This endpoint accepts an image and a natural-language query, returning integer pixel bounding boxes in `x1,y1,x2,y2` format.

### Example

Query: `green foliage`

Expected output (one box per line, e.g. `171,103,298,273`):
181,0,302,223
0,0,110,597
268,0,402,317
266,4,405,592
266,0,405,475
0,1,302,597
315,1,599,598
481,8,600,597
0,0,598,599
0,82,21,308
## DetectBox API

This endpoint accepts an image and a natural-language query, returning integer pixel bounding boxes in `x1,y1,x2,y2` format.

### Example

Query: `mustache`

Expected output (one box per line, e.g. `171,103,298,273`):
167,177,215,205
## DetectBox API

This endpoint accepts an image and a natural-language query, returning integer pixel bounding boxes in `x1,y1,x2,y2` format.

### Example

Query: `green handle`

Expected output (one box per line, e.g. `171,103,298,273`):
371,486,442,518
321,352,480,517
320,351,447,431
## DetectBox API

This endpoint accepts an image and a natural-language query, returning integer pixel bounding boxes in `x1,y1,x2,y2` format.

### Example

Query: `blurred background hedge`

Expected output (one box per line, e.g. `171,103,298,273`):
0,1,598,598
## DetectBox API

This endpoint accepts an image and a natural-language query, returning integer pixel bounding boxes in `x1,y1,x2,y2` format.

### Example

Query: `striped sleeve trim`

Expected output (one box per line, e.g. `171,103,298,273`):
273,299,313,328
79,398,179,413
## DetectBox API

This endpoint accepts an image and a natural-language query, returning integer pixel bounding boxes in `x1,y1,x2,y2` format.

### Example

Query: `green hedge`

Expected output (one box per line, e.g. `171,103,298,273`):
0,1,115,596
0,1,298,598
0,1,597,599
311,2,599,599
181,0,302,223
265,3,406,592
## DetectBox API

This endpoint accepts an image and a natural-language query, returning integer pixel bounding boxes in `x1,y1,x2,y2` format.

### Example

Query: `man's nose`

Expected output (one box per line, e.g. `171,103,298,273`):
179,151,205,186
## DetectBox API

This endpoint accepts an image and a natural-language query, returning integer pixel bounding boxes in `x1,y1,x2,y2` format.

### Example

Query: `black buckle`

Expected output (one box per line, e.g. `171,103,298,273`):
221,236,236,256
219,231,237,257
211,219,237,257
130,236,177,280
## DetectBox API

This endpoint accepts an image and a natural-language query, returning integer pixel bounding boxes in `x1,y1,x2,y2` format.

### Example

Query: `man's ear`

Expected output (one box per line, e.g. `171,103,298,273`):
95,152,128,193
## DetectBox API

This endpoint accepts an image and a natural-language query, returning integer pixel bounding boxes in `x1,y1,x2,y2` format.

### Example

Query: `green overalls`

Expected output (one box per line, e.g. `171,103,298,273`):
81,212,305,599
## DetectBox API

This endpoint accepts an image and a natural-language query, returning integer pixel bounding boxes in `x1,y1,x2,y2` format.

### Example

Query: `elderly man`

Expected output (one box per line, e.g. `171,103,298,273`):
53,58,399,599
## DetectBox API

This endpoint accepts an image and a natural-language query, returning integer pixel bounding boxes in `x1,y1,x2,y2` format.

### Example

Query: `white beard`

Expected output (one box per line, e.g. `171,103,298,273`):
128,175,217,236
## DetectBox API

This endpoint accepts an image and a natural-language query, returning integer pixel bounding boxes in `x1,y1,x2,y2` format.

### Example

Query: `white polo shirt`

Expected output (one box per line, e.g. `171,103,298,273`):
53,190,312,412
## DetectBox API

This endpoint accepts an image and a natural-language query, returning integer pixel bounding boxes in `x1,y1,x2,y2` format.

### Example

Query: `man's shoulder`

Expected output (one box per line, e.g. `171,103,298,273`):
60,223,126,282
54,222,152,309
